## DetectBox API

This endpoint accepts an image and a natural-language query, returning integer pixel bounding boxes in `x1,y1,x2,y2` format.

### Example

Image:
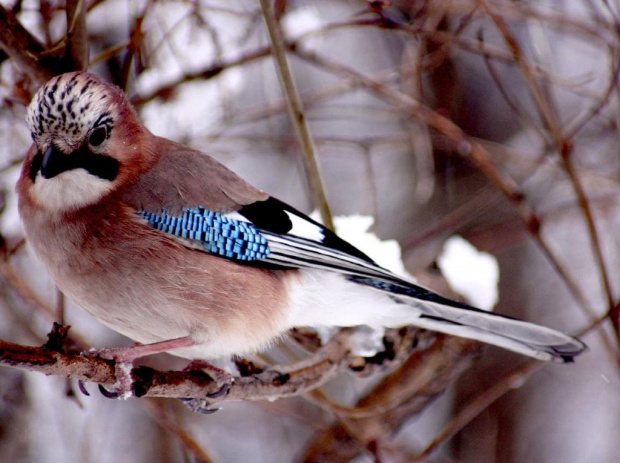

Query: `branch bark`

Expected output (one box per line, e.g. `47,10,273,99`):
0,332,348,403
0,6,56,84
0,326,441,408
65,0,89,71
0,322,479,431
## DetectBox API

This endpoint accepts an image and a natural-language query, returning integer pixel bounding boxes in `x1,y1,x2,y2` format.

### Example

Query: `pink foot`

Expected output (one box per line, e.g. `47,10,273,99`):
88,336,198,399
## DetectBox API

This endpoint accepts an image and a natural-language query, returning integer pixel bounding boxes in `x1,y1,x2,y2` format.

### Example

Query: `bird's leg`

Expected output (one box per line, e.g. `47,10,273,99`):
95,336,198,362
92,336,198,399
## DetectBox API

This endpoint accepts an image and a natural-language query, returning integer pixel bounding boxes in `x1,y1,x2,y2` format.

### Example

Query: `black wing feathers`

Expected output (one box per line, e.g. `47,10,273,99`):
238,197,375,264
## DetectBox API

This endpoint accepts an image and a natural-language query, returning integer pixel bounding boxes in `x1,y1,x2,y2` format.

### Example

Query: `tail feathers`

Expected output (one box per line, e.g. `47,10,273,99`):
348,276,586,362
409,310,585,362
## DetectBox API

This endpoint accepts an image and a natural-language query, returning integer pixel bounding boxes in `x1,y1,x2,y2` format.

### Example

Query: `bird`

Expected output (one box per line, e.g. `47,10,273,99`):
16,71,585,383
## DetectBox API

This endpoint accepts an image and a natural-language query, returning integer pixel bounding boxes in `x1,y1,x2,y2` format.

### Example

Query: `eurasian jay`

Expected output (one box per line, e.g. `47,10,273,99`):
16,72,585,380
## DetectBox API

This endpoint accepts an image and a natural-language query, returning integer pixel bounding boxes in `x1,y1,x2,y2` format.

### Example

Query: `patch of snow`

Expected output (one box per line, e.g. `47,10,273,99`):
437,235,499,311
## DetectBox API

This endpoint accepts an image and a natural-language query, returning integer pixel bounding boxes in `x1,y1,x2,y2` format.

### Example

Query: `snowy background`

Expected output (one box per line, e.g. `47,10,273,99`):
0,0,619,462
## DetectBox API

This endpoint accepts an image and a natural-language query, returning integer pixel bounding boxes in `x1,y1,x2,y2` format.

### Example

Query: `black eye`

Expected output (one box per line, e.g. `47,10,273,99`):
89,126,107,147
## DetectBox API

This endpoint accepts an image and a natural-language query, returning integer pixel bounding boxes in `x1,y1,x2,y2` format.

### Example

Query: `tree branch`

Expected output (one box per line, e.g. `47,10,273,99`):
301,335,481,461
65,0,89,71
260,0,335,230
0,6,56,84
0,326,444,409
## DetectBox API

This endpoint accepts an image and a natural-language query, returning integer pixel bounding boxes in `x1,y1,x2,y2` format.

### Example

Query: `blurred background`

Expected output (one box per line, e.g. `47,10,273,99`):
0,0,619,461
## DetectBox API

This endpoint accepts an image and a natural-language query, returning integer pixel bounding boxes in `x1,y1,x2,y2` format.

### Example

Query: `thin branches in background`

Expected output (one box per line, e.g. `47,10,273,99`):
0,1,617,462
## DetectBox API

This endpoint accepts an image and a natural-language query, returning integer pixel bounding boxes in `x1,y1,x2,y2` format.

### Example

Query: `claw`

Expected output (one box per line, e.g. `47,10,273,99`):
180,398,221,414
87,355,135,399
197,407,221,415
178,365,231,413
98,384,120,399
182,360,233,399
206,380,230,399
78,380,90,396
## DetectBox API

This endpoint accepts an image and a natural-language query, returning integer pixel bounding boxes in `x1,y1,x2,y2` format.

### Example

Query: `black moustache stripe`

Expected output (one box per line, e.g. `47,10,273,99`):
29,152,43,181
36,145,119,181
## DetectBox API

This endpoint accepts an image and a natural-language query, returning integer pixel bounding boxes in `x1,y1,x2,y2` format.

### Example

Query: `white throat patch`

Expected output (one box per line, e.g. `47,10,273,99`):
30,169,114,212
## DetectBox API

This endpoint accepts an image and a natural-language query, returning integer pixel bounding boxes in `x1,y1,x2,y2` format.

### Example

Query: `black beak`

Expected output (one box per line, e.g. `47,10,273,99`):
37,144,120,182
41,144,70,179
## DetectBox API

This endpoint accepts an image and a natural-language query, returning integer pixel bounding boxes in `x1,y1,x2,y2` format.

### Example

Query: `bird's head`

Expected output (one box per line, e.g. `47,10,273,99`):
22,71,150,212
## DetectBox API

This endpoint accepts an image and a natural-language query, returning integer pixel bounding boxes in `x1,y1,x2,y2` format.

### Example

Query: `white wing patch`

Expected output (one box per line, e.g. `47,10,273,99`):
285,211,325,241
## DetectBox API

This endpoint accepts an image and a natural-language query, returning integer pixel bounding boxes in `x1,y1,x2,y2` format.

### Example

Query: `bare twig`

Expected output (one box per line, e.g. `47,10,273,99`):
0,338,116,385
480,0,617,343
0,6,55,83
259,0,334,230
292,46,599,325
141,400,216,463
415,360,543,459
479,0,562,143
65,0,88,71
301,335,481,462
130,45,273,106
417,294,610,461
561,142,617,333
0,329,380,406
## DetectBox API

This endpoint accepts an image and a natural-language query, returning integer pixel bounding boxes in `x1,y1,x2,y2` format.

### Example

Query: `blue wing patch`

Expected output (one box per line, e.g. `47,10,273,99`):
140,207,271,261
